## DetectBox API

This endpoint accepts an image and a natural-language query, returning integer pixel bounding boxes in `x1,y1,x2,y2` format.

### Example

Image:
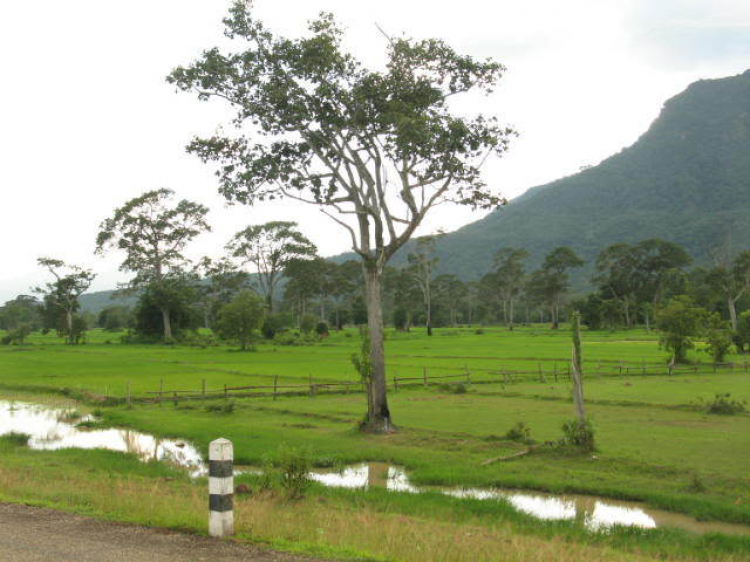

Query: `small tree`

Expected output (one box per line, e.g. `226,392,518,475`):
33,258,95,345
407,235,440,336
703,314,733,363
96,189,210,341
227,222,316,313
493,247,528,330
656,295,707,364
707,249,750,331
215,290,266,350
735,311,750,353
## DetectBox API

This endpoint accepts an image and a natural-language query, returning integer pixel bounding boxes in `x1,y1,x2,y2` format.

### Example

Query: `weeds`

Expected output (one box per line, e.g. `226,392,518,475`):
505,421,533,444
700,393,746,415
560,418,596,452
204,402,235,414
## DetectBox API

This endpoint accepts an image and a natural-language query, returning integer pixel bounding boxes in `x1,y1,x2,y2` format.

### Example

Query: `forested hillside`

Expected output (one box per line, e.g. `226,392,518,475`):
389,69,750,283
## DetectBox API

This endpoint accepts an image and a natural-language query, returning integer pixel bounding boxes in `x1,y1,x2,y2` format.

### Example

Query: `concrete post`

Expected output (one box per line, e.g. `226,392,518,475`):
209,438,234,537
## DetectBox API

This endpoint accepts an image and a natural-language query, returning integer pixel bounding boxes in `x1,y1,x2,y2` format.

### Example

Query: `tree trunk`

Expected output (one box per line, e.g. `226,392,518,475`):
623,297,631,329
426,298,432,336
363,265,391,432
551,304,559,329
508,298,515,331
162,308,173,341
66,309,74,345
728,297,738,331
571,312,586,422
319,298,326,321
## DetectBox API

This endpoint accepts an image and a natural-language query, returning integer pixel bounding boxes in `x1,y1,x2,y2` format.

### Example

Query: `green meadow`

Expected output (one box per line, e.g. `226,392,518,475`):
1,325,750,561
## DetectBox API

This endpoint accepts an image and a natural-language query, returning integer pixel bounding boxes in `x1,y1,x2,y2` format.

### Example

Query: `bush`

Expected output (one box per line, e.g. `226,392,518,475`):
277,445,311,499
703,314,733,363
505,421,533,444
315,321,329,337
0,324,32,345
701,393,746,415
299,314,318,334
205,402,235,414
474,328,485,335
560,418,595,452
437,382,468,394
261,314,287,340
1,432,30,446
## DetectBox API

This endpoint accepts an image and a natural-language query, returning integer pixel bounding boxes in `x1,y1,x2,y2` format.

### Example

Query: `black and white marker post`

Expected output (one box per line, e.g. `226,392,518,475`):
208,438,234,537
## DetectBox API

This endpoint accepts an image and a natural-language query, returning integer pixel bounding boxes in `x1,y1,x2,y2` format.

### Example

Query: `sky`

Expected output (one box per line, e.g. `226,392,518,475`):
1,0,749,302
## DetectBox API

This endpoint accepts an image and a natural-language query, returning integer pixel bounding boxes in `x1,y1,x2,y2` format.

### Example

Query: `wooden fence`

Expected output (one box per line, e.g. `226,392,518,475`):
144,358,749,403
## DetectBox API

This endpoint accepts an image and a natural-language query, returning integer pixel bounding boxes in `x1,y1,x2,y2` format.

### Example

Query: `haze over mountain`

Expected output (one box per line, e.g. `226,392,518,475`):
392,68,750,282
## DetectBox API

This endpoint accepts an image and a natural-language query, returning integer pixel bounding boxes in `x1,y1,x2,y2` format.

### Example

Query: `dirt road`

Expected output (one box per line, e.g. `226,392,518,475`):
0,503,324,562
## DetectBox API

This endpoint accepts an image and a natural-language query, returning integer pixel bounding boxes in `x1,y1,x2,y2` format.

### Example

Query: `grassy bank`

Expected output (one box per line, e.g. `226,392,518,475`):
1,436,748,562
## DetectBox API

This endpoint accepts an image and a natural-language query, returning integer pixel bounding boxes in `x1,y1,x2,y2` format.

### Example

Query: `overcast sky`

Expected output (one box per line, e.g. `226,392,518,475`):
1,0,749,302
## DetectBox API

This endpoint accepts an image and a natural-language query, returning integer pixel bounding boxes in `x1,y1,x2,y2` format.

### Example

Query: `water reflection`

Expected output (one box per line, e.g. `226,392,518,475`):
2,401,748,536
0,401,204,476
309,462,749,536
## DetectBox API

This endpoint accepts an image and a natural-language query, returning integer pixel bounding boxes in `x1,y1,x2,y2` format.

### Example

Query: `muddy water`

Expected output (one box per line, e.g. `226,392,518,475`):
0,401,205,476
2,401,748,536
311,462,750,536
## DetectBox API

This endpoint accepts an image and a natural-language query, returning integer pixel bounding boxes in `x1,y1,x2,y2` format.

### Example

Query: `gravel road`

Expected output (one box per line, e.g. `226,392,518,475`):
0,503,325,562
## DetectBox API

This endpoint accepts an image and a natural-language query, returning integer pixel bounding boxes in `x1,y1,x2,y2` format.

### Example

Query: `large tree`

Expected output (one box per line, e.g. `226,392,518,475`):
492,247,528,330
707,250,750,331
33,258,95,344
531,247,584,329
594,243,641,329
169,2,514,431
95,188,210,340
227,221,317,313
407,236,440,336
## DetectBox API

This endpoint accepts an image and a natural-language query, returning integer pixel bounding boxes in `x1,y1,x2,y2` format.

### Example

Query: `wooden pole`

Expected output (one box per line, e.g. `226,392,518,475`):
571,312,586,422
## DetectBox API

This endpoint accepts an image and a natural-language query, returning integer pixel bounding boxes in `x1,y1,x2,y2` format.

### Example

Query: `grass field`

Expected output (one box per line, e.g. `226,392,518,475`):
1,325,749,561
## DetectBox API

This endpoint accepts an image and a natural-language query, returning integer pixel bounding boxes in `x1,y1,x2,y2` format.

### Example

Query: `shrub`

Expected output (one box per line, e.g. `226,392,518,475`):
438,382,468,394
299,314,318,334
505,421,532,444
1,324,32,345
315,321,329,336
205,402,235,414
560,418,595,452
277,445,311,499
1,432,30,446
475,328,485,335
703,314,733,363
261,314,287,340
702,393,746,415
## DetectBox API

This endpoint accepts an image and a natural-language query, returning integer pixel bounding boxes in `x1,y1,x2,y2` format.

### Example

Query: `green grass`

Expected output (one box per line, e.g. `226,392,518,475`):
2,324,750,560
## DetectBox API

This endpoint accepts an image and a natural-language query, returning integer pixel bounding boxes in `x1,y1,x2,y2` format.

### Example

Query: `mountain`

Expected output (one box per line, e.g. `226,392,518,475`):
79,290,136,315
394,69,750,284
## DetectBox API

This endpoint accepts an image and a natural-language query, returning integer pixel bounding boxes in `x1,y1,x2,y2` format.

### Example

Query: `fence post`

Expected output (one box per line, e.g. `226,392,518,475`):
393,377,399,392
273,375,278,401
126,381,131,406
160,378,164,398
224,384,228,398
172,392,178,407
208,438,234,538
554,363,558,383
